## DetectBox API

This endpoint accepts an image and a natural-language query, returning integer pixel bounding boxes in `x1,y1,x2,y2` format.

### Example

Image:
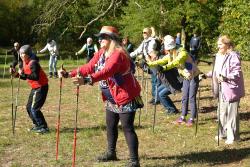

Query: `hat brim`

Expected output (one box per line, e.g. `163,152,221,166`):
164,45,176,50
95,32,119,40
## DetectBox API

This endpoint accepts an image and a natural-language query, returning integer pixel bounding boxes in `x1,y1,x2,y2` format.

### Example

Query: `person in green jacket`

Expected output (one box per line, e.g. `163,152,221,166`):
148,35,200,126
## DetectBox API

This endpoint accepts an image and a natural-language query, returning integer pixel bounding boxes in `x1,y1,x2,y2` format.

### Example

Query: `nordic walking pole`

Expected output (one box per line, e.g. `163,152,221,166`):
76,54,79,66
56,64,63,160
72,68,80,167
13,70,20,135
10,70,14,135
217,83,221,146
152,73,158,132
145,68,149,114
195,86,201,137
138,108,141,127
3,51,8,79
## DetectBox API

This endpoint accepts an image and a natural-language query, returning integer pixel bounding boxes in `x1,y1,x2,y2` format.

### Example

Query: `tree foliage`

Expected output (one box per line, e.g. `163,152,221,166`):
1,0,250,59
219,0,250,60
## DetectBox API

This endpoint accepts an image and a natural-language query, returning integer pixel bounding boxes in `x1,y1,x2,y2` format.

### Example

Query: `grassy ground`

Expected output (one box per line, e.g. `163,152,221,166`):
0,54,250,167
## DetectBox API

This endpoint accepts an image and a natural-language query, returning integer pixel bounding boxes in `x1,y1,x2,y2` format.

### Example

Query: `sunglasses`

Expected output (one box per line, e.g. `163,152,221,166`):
98,35,110,41
142,32,148,34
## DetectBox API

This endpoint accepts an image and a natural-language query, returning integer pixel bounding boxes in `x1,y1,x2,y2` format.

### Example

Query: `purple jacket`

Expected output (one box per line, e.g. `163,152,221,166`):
209,51,245,102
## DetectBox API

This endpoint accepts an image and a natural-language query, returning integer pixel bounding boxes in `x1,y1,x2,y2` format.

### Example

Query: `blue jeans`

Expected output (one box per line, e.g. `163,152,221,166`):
49,55,58,73
26,85,48,128
158,84,178,113
181,76,199,119
151,72,161,100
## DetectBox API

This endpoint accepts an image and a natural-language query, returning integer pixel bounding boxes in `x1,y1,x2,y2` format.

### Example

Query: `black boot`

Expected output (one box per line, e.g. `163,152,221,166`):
126,159,140,167
54,72,58,78
96,151,117,162
49,72,53,78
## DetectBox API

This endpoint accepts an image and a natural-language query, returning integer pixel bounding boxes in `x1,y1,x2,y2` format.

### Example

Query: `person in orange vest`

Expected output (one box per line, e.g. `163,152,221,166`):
10,45,49,134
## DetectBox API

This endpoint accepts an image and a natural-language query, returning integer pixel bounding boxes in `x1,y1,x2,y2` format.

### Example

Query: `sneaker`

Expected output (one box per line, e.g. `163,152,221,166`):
225,140,234,145
126,159,140,167
167,110,179,115
54,72,58,78
225,138,240,145
34,127,49,134
96,151,117,162
49,72,53,78
186,119,194,127
28,125,43,132
175,117,186,124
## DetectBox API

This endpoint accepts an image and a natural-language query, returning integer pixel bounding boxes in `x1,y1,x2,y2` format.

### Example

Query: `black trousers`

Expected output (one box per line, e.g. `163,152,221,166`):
26,84,48,128
106,109,139,160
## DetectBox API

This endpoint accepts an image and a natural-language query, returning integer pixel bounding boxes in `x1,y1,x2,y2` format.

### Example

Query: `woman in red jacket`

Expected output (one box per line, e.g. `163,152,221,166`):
59,26,141,167
10,45,49,134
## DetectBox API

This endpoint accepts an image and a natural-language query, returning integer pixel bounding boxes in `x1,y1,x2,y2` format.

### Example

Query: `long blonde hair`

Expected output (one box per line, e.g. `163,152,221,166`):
106,39,130,59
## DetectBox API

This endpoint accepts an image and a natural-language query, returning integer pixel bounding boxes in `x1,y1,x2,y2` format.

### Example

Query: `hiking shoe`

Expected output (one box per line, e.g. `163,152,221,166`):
28,125,40,132
96,151,117,162
175,117,186,124
225,140,234,145
126,159,140,167
166,110,179,115
225,138,240,145
186,119,194,127
54,72,58,78
34,127,49,134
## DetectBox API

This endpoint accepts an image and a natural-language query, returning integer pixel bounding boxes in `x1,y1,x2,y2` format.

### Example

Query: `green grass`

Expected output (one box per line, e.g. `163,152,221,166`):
0,54,250,166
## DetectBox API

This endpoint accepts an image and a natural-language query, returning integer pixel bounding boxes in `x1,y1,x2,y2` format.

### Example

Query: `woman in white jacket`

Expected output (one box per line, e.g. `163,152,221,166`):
38,38,59,78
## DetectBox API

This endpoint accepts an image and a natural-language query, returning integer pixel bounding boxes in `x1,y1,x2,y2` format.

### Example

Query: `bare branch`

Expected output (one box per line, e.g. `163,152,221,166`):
78,0,115,39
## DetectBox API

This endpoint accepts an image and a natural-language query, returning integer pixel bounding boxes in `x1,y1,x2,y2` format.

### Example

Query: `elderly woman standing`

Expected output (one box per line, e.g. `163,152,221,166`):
59,26,141,167
207,35,245,144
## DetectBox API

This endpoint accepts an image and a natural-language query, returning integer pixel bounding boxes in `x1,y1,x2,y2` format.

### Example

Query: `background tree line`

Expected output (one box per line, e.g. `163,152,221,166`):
0,0,249,60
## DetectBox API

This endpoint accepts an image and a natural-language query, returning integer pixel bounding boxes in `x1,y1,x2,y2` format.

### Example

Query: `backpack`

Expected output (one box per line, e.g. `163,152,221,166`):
158,67,183,93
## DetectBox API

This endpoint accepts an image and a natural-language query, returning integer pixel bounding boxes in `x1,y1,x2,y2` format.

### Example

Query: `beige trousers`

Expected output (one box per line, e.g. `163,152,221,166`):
218,96,240,141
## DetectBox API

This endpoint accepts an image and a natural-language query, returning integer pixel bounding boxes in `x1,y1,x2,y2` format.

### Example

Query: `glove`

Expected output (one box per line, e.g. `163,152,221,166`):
155,65,164,73
58,69,69,78
72,75,93,86
9,67,16,74
75,52,78,56
83,76,93,85
9,67,18,77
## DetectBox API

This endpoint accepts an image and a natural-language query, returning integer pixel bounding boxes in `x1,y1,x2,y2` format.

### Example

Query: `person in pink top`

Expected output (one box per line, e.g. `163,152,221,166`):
59,26,141,167
205,35,245,144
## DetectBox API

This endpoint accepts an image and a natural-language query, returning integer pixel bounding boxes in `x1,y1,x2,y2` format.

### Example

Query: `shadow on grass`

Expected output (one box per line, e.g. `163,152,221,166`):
146,147,250,166
200,106,217,113
50,125,107,133
49,124,151,133
240,112,250,121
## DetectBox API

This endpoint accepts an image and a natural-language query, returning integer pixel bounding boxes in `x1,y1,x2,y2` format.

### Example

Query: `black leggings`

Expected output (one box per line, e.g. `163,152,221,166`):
106,109,139,160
